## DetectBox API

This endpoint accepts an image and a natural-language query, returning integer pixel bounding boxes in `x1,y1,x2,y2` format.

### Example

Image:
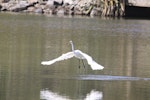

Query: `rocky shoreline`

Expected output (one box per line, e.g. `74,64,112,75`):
0,0,124,17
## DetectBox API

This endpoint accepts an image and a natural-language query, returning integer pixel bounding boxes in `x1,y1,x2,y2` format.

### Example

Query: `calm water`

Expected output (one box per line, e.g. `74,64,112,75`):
0,13,150,100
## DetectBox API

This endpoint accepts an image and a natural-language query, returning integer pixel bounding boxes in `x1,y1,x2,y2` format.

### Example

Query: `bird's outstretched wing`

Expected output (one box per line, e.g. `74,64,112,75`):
41,52,74,65
79,51,104,70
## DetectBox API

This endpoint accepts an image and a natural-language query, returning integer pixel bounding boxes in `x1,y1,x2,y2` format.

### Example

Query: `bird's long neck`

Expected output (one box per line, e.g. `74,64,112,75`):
70,41,75,51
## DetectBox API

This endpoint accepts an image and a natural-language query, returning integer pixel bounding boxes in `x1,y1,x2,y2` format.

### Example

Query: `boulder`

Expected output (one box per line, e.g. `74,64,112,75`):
46,0,63,7
46,0,54,7
54,0,63,5
34,8,43,13
90,7,99,16
63,0,73,5
10,1,29,12
27,6,35,12
6,0,38,12
57,8,64,15
27,0,38,3
0,0,9,3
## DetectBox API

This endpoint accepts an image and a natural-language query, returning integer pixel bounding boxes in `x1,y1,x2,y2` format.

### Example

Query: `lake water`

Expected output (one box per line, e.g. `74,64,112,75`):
0,13,150,100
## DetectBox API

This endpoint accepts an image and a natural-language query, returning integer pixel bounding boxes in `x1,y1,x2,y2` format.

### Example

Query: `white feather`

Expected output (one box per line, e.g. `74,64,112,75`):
41,52,74,65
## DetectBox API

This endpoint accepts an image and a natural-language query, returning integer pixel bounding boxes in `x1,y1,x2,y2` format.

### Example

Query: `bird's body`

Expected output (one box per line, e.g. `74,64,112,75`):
74,50,85,59
41,41,104,70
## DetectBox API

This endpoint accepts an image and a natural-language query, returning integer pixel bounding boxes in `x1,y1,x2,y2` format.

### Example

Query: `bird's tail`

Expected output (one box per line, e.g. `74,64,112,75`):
90,61,104,70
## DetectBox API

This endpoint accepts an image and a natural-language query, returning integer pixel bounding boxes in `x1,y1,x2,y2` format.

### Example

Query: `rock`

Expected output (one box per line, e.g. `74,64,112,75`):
46,0,54,7
27,0,38,3
27,6,35,12
84,5,93,15
34,3,41,8
57,6,64,15
0,2,11,11
6,0,37,12
8,1,29,12
63,0,73,5
54,0,63,6
10,4,29,12
0,3,8,11
43,8,52,14
34,8,43,13
90,7,97,16
43,5,56,15
0,0,9,3
46,0,63,7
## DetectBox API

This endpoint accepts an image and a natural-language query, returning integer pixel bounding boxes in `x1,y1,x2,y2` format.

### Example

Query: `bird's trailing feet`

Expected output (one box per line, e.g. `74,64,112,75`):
78,59,85,69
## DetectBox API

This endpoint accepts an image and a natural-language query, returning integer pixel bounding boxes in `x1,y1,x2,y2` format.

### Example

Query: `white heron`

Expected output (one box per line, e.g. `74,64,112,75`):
41,41,104,70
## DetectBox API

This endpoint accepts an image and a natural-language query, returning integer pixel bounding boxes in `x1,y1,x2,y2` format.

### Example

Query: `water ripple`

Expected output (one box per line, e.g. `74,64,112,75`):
75,75,150,81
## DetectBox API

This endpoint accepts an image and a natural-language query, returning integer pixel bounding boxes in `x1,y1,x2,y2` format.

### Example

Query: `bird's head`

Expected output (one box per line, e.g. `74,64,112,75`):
69,40,74,51
69,40,73,44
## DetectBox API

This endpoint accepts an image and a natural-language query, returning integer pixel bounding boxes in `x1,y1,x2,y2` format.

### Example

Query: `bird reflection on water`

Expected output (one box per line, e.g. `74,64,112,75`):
40,89,103,100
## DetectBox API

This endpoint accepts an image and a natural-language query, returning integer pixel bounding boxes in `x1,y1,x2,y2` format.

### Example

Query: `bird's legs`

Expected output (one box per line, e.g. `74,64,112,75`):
78,59,85,69
81,59,85,68
78,59,81,69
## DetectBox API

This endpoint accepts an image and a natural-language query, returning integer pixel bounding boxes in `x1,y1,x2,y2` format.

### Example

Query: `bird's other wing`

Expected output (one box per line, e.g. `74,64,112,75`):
79,51,104,70
41,52,74,65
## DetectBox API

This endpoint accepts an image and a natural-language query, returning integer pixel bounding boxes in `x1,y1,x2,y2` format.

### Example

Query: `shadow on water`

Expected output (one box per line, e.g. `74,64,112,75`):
75,75,150,81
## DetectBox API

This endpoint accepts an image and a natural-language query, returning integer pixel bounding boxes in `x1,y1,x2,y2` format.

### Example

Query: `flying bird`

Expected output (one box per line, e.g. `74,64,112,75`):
41,41,104,70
